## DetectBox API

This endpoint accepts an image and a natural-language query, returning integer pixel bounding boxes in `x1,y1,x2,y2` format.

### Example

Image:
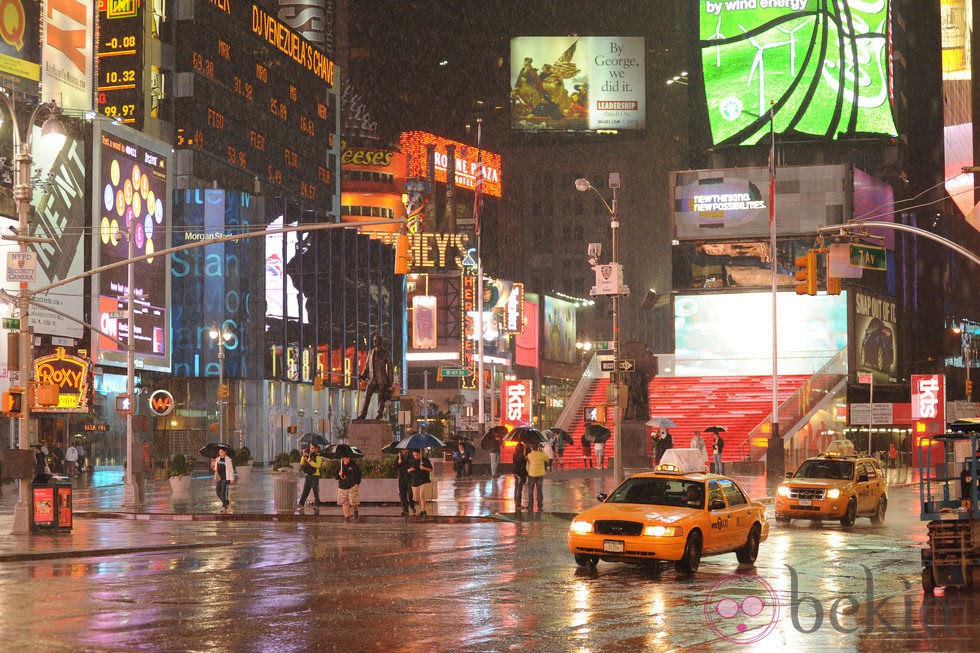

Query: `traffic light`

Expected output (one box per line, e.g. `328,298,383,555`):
826,275,842,295
218,383,229,400
313,374,324,392
2,387,24,417
967,379,974,398
394,232,410,274
794,249,818,296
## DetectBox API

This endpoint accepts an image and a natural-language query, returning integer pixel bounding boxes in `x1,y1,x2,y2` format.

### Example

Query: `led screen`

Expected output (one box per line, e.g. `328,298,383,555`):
92,121,171,372
511,36,645,132
265,215,305,323
543,296,577,363
674,292,847,376
698,1,897,145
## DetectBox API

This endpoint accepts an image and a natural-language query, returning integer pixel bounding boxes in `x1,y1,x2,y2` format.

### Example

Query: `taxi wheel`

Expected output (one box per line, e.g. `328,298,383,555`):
870,496,887,525
574,553,599,568
736,524,761,564
675,531,702,575
839,498,857,528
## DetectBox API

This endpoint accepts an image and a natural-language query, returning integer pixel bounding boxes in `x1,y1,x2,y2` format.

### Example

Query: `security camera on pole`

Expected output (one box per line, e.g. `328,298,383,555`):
576,174,629,484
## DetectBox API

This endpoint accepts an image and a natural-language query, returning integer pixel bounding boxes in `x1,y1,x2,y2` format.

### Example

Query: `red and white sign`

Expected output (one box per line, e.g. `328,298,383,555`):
858,373,873,385
501,379,532,429
911,374,945,434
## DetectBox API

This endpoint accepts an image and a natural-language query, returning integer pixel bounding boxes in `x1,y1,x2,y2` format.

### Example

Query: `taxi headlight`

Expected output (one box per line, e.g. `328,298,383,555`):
570,521,593,534
776,486,791,497
643,525,683,537
826,488,841,500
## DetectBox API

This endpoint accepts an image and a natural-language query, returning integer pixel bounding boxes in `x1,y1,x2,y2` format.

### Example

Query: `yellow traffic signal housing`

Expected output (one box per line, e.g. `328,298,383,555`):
313,374,324,392
794,250,818,296
967,379,974,397
2,387,24,417
218,383,229,400
826,276,842,295
394,233,410,274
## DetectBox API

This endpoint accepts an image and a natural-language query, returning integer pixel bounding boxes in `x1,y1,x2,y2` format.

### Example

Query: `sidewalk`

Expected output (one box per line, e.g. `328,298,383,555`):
0,465,774,560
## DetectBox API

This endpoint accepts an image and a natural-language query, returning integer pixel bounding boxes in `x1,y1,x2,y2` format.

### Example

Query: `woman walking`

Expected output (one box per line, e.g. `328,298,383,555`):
513,442,529,516
212,446,235,510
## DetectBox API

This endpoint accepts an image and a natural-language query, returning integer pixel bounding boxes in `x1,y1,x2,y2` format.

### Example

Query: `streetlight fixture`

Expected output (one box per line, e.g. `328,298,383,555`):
575,339,593,370
0,92,66,534
576,174,629,484
209,322,232,443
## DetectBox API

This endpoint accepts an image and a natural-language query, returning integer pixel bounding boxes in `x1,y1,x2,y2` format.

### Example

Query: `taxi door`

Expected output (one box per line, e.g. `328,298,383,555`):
854,462,875,513
705,480,733,553
718,478,754,550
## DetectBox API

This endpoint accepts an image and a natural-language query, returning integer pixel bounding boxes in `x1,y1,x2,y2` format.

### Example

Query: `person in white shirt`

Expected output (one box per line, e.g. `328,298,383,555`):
690,431,708,468
65,445,78,475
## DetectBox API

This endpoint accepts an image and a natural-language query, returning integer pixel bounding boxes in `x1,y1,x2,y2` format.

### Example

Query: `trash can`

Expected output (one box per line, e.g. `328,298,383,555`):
30,477,72,533
273,470,297,511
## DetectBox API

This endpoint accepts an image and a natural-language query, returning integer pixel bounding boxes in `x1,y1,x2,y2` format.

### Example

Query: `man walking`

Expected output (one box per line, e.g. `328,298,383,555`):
691,431,707,468
397,449,417,515
65,443,78,476
526,443,551,514
336,453,362,522
489,428,502,477
713,433,725,475
297,443,324,508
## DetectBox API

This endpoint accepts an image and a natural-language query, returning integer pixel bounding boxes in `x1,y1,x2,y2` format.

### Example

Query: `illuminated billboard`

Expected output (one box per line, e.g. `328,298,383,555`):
91,121,172,373
674,292,847,376
543,295,577,364
42,0,94,111
0,0,41,93
511,36,645,132
671,164,850,240
851,289,898,383
698,1,897,145
400,132,501,198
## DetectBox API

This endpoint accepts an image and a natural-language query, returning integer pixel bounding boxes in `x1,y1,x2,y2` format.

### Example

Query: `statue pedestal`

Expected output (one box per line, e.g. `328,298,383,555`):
621,420,651,471
348,420,393,460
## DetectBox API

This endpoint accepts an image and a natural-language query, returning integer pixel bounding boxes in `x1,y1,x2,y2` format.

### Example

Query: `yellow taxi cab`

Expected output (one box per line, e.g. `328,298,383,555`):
774,439,888,527
567,449,770,574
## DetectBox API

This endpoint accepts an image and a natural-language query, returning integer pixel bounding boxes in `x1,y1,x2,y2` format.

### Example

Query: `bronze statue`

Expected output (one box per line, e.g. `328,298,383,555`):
357,335,394,420
623,369,650,421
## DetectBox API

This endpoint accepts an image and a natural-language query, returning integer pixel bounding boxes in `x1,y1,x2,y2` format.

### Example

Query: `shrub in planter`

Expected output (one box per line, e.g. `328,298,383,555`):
168,453,191,478
360,457,398,479
233,446,252,466
273,452,293,470
289,449,301,463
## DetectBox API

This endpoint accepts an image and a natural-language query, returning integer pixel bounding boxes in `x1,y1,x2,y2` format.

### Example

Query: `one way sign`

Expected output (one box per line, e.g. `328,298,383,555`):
600,359,635,372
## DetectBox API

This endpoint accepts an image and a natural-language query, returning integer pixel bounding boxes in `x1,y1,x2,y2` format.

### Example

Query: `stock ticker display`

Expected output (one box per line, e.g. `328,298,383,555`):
176,0,338,206
96,0,143,127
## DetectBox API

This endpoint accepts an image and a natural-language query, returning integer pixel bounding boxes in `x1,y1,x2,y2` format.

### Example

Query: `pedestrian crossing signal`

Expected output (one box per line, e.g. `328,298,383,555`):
313,375,324,392
218,384,229,400
2,387,23,417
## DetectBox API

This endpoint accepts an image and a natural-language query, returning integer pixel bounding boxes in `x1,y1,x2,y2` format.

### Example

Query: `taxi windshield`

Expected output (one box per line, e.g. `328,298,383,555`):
793,459,854,480
607,478,705,509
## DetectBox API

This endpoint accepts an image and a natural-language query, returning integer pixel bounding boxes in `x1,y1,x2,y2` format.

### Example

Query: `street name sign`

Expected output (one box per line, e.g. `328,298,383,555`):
849,244,887,271
439,367,471,378
2,318,20,330
594,341,613,351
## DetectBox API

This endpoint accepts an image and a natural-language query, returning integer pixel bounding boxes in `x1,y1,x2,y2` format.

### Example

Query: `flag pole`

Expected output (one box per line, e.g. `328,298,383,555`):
475,119,486,443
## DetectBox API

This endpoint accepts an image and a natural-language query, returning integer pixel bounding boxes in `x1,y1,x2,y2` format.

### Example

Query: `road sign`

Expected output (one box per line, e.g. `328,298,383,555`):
594,341,613,351
109,310,128,319
858,373,873,384
849,244,887,271
600,359,636,372
5,251,36,282
2,318,20,330
439,367,471,378
600,360,615,372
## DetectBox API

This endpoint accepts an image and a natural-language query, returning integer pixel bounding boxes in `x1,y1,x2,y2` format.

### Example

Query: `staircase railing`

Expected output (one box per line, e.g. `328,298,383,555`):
555,353,601,431
738,347,849,461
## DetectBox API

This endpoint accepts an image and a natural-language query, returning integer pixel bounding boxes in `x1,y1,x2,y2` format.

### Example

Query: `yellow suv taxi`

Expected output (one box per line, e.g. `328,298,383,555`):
567,450,769,574
775,441,888,527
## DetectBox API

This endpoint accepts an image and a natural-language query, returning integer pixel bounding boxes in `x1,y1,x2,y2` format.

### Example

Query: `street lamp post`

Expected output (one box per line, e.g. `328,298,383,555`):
210,323,232,443
0,93,67,534
576,175,628,484
575,339,593,369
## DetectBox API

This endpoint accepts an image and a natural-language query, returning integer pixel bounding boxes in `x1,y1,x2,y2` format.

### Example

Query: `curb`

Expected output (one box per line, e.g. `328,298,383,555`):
75,510,500,524
0,540,232,563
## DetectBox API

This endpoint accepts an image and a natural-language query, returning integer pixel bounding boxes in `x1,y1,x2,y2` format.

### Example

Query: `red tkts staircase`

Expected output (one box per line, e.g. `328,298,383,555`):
556,375,809,469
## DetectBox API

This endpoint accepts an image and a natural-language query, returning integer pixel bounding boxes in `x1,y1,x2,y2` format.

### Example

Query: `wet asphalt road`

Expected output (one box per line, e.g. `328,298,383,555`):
0,486,977,652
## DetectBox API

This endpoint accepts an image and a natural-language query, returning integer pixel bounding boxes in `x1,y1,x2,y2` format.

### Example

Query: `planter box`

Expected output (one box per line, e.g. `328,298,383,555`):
236,463,252,483
169,475,192,496
319,478,401,503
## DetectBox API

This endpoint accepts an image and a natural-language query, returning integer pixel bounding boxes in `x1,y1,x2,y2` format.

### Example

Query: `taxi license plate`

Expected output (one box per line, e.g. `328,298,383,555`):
797,499,812,507
603,540,625,553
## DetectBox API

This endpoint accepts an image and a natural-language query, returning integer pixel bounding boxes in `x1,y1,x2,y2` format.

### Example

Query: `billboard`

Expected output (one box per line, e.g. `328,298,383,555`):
940,0,978,229
0,0,41,93
671,164,850,240
698,1,897,145
674,292,847,376
91,121,172,372
400,132,501,198
515,296,539,369
543,295,577,363
851,290,898,383
511,36,645,132
501,379,533,429
42,0,94,111
265,214,305,323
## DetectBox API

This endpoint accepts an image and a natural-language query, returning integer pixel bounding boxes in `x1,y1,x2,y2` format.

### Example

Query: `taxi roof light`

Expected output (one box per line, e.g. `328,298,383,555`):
654,448,708,474
821,439,856,458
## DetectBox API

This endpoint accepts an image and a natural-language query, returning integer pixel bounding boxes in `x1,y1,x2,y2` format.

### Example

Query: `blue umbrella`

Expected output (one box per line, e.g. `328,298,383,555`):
395,433,447,450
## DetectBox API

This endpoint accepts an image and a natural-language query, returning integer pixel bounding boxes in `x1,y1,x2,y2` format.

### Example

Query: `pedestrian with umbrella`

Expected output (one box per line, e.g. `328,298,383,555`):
332,444,362,522
452,441,473,479
212,445,235,510
407,449,434,518
526,442,551,514
481,425,506,477
397,449,417,516
580,434,593,469
297,442,325,509
706,426,726,474
585,423,611,470
512,442,529,515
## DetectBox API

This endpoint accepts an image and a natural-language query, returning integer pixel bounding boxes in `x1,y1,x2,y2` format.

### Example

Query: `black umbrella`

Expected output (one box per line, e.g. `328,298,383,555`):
504,427,547,445
395,433,447,450
584,423,611,444
324,443,364,459
704,426,728,434
450,439,476,457
299,432,329,447
381,440,401,455
481,426,508,450
200,442,236,459
548,427,574,445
